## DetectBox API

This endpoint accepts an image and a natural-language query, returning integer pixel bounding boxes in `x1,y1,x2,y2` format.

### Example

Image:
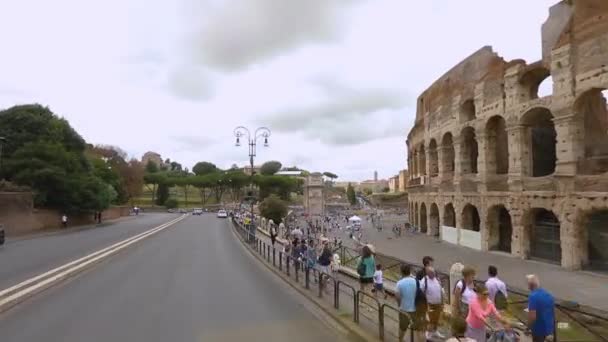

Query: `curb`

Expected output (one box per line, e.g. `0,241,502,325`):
230,221,378,342
7,216,138,242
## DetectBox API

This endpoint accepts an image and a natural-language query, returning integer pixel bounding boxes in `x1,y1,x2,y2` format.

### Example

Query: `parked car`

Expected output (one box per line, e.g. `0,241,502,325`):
178,208,188,214
167,209,176,213
217,209,228,218
192,208,203,216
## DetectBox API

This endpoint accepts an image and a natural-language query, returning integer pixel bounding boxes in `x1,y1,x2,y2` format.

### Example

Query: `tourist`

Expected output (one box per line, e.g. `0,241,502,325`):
269,224,278,248
453,266,477,318
422,267,445,339
526,275,555,342
61,214,68,228
395,264,424,342
465,284,511,342
305,239,317,281
317,241,332,290
357,245,375,295
486,265,508,310
416,256,434,280
372,264,387,300
446,316,475,342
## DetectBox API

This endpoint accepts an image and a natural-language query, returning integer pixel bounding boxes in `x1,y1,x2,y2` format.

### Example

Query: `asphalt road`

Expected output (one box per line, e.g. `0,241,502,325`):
0,214,350,342
0,213,179,290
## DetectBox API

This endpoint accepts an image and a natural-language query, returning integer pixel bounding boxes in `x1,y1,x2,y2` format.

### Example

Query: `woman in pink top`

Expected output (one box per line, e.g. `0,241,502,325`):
466,284,511,342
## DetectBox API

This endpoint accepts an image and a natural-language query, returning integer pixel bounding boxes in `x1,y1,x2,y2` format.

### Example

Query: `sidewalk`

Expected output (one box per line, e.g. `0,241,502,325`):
333,222,608,312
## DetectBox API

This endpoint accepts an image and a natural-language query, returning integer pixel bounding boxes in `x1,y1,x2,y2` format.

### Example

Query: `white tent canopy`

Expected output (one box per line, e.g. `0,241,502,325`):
348,215,362,222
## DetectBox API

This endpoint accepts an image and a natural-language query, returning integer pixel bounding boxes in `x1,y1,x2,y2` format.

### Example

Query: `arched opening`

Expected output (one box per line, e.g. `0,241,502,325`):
526,208,561,263
442,133,455,174
430,203,440,237
420,203,428,233
414,202,419,228
429,139,439,176
521,108,556,177
443,203,456,228
575,88,608,175
419,145,427,176
460,127,478,174
460,99,476,123
461,204,480,231
487,205,513,253
520,66,551,99
585,210,608,271
486,116,509,174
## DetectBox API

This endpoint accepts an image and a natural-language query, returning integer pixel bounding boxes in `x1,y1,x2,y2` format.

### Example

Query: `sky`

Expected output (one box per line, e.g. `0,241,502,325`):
0,0,558,181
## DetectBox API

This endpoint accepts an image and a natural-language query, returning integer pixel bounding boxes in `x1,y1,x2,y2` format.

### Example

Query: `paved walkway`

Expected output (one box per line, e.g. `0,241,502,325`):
329,218,608,312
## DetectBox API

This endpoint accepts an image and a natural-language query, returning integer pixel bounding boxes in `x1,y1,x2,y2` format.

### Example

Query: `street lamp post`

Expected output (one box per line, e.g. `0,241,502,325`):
233,126,271,242
0,137,6,180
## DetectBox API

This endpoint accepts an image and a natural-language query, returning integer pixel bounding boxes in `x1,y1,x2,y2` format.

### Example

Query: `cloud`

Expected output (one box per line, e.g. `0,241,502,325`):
260,82,411,145
187,0,358,70
167,65,214,101
171,135,216,151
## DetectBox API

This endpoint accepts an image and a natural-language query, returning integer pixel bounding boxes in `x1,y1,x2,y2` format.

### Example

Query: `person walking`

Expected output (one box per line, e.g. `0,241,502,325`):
422,267,445,340
395,264,424,342
453,266,477,318
526,275,555,342
415,256,434,280
270,224,278,248
357,245,375,295
61,214,68,228
317,240,332,290
485,265,508,310
465,284,511,342
372,264,388,300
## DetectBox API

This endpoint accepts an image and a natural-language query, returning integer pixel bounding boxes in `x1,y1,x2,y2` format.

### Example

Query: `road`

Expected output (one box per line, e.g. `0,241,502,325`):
0,214,351,342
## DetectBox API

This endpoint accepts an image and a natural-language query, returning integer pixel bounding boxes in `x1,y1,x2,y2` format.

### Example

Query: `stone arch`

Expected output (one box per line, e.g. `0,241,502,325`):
460,99,476,123
428,139,439,176
523,208,561,263
574,88,608,175
579,209,608,271
443,203,456,228
414,202,419,228
520,107,557,177
519,66,551,99
486,115,509,174
461,203,481,231
430,203,440,237
419,144,427,176
441,132,455,174
420,203,428,233
460,127,478,174
486,205,513,253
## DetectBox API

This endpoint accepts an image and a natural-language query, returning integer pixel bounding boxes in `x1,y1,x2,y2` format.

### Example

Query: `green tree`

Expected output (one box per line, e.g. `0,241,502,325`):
156,182,170,205
254,175,301,201
259,194,287,224
224,170,249,201
382,187,390,193
165,198,179,209
143,172,166,205
346,183,357,205
363,188,373,196
260,161,282,175
145,160,159,173
190,175,213,205
192,161,218,175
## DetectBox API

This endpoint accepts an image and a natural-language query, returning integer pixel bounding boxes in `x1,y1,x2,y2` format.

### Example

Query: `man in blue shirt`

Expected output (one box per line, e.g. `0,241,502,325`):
395,264,423,342
527,274,555,342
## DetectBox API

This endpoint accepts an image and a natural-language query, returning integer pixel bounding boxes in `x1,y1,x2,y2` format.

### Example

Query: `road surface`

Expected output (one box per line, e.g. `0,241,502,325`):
0,214,351,342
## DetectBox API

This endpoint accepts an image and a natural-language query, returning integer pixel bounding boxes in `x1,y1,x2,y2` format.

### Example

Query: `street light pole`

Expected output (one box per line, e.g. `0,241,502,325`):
234,126,271,241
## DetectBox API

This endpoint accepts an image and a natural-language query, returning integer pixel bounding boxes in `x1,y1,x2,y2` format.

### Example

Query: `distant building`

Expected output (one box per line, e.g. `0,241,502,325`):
303,173,325,217
398,170,408,192
275,170,304,177
142,152,163,168
388,176,400,193
374,170,378,182
241,165,262,176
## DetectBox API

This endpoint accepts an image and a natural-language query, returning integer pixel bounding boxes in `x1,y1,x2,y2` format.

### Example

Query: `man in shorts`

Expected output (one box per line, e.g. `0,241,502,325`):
395,264,424,342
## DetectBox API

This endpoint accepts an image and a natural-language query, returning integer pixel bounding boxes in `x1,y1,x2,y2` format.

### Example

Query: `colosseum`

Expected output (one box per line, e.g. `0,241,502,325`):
406,0,608,271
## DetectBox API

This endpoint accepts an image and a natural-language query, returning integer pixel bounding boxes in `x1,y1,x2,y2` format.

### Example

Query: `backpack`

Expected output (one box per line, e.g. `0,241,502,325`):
415,279,428,311
494,290,508,310
357,258,367,277
454,279,466,295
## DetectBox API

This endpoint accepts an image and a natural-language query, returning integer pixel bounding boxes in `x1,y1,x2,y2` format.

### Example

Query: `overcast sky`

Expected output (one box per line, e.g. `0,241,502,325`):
0,0,557,181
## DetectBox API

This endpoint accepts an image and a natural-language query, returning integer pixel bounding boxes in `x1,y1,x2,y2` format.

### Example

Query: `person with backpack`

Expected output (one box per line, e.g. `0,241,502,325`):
486,265,508,310
422,267,446,340
396,264,425,342
317,241,332,291
465,284,511,342
415,256,434,280
453,266,477,318
357,245,375,294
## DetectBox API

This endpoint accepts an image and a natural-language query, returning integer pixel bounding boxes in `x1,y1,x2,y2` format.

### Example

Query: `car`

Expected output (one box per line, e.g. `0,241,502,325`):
167,209,175,213
217,209,228,218
178,208,188,214
192,208,203,216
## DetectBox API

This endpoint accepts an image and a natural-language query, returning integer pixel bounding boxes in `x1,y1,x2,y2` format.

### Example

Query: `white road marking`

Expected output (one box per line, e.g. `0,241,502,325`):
0,215,187,306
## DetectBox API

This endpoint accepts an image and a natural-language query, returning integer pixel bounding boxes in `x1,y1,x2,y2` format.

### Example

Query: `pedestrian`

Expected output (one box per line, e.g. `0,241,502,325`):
305,239,317,281
373,264,388,299
453,266,477,318
465,284,511,342
357,245,375,295
61,214,68,228
422,267,445,340
395,264,424,342
270,224,278,247
416,256,434,280
485,265,508,310
526,274,555,342
317,240,332,290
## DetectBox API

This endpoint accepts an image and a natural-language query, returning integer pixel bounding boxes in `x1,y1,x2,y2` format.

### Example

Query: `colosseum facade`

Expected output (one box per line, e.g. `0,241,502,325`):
406,0,608,271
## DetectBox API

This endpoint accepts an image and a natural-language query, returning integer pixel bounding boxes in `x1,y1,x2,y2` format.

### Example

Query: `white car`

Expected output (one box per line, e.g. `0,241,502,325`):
192,208,203,216
217,210,228,218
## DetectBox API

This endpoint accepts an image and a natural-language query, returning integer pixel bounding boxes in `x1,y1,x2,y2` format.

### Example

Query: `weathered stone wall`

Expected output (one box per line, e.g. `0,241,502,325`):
406,0,608,271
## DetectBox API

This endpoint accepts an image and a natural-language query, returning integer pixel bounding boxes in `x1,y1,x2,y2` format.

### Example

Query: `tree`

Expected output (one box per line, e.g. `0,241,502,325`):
224,170,249,201
145,160,159,173
122,159,144,204
323,172,338,180
192,161,218,175
172,177,191,207
165,198,179,209
156,182,170,205
382,187,390,193
346,183,357,205
254,175,301,201
259,194,287,224
363,188,373,196
260,161,282,175
143,172,166,205
190,175,213,205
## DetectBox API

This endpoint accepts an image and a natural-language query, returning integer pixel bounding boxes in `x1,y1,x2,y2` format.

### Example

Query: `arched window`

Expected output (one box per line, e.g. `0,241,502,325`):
575,88,608,175
525,208,561,263
460,127,478,174
419,144,427,176
462,204,480,231
441,133,455,174
430,203,440,237
584,210,608,271
420,203,428,233
486,116,509,174
443,203,456,228
487,205,512,253
520,66,551,99
521,108,556,177
460,99,476,123
429,139,439,176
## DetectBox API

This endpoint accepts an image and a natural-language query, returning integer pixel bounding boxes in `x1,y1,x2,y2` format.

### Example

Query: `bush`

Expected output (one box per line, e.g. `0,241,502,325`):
165,198,179,209
259,194,287,224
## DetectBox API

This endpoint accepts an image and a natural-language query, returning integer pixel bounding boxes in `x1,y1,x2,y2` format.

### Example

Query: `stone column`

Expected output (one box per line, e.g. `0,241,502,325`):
560,209,582,270
510,207,528,259
425,148,432,178
553,113,580,177
506,125,525,191
477,132,488,191
437,145,445,180
453,136,463,185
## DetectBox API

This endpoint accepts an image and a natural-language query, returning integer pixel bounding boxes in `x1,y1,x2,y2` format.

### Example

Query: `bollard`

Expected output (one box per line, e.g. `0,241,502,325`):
279,252,283,271
318,273,323,298
286,256,290,276
305,267,310,289
295,261,299,282
272,248,276,266
334,282,339,309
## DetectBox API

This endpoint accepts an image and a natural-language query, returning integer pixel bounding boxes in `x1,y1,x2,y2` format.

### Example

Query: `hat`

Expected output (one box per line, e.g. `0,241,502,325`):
366,244,376,254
